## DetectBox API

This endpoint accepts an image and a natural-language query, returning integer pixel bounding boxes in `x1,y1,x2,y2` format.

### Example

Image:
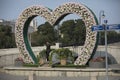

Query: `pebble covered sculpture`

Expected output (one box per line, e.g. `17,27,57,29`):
15,2,98,65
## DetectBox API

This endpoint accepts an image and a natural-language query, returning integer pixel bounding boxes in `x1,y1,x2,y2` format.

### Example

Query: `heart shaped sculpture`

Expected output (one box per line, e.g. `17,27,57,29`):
15,2,98,65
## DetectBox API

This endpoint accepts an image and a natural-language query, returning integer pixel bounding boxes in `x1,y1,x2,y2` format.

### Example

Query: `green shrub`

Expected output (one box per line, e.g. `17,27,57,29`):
39,49,46,59
49,48,74,65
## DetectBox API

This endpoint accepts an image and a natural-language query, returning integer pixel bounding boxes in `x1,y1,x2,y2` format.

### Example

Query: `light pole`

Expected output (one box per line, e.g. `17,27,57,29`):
99,10,105,45
104,20,109,80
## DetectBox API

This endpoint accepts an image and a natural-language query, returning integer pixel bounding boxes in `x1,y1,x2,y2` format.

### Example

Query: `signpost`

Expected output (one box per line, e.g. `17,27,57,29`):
107,24,120,31
92,24,120,31
91,22,120,80
92,25,104,31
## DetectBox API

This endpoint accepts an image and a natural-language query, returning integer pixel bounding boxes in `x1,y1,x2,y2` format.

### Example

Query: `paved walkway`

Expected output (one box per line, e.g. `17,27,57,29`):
0,72,27,80
0,72,120,80
0,64,120,80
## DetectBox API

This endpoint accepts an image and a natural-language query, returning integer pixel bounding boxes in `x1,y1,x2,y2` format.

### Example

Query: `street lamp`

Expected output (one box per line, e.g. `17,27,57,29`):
99,10,105,45
99,10,105,24
104,20,109,80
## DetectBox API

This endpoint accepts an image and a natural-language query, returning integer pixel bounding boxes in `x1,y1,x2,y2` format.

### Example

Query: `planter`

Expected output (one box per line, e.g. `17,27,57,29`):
89,61,105,68
39,58,46,65
14,60,23,67
60,59,67,65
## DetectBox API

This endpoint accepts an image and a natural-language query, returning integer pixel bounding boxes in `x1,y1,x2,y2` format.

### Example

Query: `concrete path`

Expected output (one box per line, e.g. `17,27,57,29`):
0,72,120,80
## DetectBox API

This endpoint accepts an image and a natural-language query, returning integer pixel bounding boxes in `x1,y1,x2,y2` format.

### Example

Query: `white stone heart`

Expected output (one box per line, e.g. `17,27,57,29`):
15,2,98,65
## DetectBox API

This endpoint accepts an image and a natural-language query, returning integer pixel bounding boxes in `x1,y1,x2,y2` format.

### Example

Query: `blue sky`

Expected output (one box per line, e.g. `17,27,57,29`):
0,0,120,24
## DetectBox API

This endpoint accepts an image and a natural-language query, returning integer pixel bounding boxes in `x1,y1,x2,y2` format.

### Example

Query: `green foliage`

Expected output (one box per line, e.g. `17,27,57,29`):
100,31,120,45
50,48,72,59
39,49,46,59
36,49,47,64
31,22,57,46
52,63,87,68
0,25,16,49
49,48,74,65
59,19,86,46
31,19,120,47
31,19,86,47
58,48,72,59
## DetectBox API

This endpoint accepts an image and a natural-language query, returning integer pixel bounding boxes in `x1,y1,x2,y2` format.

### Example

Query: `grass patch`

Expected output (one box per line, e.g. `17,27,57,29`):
23,64,39,67
52,64,87,68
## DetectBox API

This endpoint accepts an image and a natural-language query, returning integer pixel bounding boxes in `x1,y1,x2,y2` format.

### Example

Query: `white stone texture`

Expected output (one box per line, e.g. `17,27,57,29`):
15,2,97,65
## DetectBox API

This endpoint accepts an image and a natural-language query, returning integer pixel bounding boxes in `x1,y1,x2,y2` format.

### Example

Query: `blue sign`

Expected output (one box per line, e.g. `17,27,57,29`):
92,24,120,31
92,25,105,31
107,24,120,31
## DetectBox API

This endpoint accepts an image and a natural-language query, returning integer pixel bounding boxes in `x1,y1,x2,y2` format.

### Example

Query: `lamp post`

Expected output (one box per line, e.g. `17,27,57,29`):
104,20,109,80
99,10,105,45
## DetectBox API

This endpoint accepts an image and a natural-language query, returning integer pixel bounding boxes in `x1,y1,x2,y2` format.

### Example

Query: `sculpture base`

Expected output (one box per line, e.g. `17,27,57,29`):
89,61,105,68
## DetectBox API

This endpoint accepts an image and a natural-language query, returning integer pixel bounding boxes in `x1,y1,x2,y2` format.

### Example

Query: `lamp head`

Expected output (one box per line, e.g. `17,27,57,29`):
101,13,105,18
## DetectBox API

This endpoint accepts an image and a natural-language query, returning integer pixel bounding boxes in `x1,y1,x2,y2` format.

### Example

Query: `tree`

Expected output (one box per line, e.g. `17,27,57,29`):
73,19,86,45
31,22,57,46
31,19,120,47
60,20,75,45
0,25,16,49
59,19,86,46
100,31,120,45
